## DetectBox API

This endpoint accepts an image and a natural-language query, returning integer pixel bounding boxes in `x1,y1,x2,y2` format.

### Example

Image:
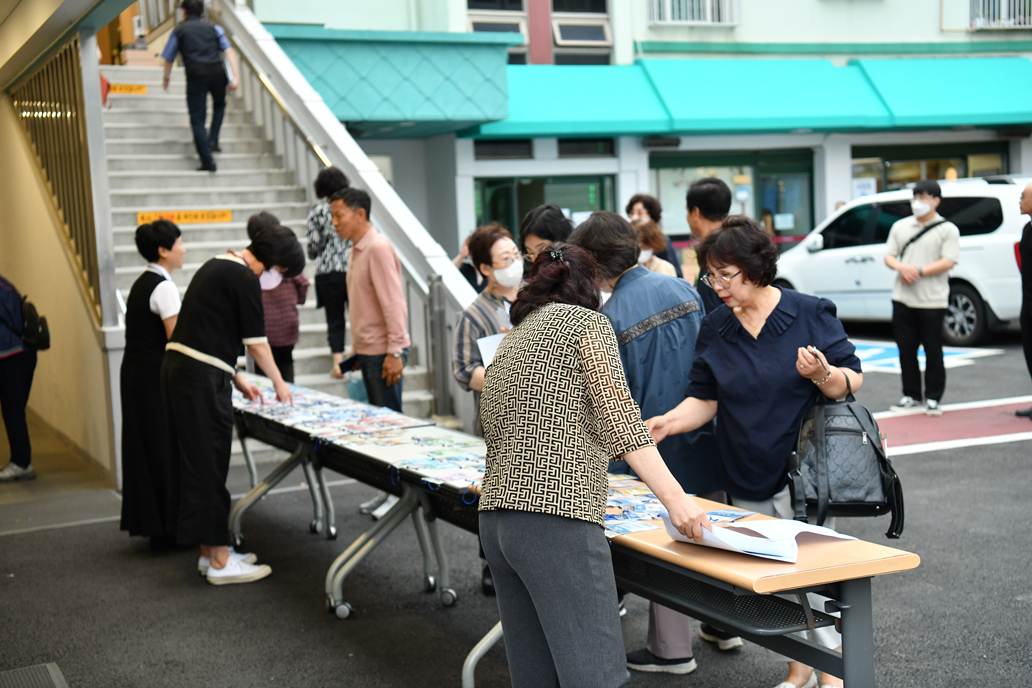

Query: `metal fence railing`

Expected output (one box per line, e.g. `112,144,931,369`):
8,35,102,323
648,0,740,25
970,0,1032,28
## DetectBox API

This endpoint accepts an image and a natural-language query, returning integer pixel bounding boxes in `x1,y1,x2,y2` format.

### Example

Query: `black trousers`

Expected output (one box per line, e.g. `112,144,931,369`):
315,272,348,354
257,344,294,383
0,349,37,469
161,351,234,546
1021,303,1032,384
892,301,947,402
185,72,227,166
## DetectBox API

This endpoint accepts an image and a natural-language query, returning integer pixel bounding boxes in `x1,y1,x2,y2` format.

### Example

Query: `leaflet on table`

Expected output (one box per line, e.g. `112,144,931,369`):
708,509,757,522
661,515,856,564
604,520,661,539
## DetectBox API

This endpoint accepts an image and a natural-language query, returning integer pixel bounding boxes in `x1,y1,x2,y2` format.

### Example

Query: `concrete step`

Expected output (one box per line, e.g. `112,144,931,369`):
109,186,305,208
115,258,317,290
105,138,272,156
103,122,261,140
108,169,295,190
106,153,283,172
101,65,184,81
103,108,251,125
114,235,308,267
106,93,226,110
111,201,310,228
111,219,306,245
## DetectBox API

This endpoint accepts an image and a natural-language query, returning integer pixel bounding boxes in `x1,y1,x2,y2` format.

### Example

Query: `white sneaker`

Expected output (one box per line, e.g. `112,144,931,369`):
925,399,943,416
0,462,36,482
206,557,272,585
197,547,258,575
889,396,923,413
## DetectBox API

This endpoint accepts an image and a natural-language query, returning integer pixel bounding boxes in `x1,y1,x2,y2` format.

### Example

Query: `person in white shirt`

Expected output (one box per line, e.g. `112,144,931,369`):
884,180,960,416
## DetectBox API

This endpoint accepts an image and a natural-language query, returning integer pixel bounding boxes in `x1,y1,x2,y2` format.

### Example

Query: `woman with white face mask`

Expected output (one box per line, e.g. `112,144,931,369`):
452,224,521,596
632,218,678,277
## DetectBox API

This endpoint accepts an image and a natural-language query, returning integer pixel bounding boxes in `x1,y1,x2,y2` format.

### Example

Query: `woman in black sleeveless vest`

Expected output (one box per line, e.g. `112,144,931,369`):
120,220,185,548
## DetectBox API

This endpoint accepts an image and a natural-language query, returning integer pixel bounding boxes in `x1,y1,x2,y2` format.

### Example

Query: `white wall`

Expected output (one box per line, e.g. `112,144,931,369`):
254,0,466,32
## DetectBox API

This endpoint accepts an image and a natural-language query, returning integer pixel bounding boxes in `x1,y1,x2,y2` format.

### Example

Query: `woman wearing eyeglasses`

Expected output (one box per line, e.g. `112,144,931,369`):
647,216,863,688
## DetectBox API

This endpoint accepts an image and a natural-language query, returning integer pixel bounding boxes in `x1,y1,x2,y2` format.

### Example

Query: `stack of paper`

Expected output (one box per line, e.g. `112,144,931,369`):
661,515,855,564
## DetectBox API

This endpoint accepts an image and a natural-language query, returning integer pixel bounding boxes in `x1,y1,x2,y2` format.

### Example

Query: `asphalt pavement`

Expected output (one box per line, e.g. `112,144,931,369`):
0,325,1030,687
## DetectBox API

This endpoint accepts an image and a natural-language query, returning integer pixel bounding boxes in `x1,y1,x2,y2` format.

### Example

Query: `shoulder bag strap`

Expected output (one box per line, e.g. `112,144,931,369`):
898,219,948,261
787,451,808,523
814,402,831,527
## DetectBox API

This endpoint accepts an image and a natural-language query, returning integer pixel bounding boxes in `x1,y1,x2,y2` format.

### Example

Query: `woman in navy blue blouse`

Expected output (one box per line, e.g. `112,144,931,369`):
648,216,862,688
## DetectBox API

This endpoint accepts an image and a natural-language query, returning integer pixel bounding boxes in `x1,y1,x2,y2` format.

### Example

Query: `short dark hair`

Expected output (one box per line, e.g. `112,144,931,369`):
696,215,779,288
180,0,203,17
632,218,668,253
330,187,371,221
468,223,514,277
248,225,304,276
686,177,732,222
314,167,350,200
913,179,942,199
518,204,573,253
569,211,639,280
134,219,181,262
625,193,662,224
510,243,600,327
246,211,280,241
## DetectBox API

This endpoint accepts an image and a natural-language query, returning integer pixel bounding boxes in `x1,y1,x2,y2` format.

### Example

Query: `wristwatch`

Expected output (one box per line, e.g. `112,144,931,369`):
390,352,402,359
917,267,924,277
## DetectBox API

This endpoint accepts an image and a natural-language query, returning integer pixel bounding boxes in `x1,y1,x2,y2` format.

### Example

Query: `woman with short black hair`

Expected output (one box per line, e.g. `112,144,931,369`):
306,166,352,378
518,203,573,265
120,220,186,548
479,242,708,687
648,216,863,688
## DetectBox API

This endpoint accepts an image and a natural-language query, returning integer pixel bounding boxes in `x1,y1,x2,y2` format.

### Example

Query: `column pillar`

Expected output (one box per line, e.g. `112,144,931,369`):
813,136,852,225
526,0,553,65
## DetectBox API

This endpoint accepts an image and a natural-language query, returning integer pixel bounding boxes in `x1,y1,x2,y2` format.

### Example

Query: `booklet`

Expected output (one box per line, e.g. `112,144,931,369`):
477,333,506,367
661,515,856,564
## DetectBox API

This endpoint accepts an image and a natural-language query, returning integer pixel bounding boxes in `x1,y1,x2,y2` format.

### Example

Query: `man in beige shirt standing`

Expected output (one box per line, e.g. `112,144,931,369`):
884,179,960,416
331,187,411,412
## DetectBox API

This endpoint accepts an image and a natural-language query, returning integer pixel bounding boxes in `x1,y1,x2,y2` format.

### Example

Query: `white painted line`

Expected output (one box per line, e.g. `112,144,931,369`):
230,478,356,500
0,515,121,537
888,431,1032,457
873,395,1032,420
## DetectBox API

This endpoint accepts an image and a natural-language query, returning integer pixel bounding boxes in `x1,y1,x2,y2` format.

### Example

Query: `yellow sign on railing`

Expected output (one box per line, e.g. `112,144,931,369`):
137,210,233,225
108,83,147,94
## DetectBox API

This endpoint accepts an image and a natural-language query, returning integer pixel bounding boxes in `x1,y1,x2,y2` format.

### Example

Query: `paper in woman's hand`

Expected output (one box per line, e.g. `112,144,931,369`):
661,514,855,564
477,333,506,367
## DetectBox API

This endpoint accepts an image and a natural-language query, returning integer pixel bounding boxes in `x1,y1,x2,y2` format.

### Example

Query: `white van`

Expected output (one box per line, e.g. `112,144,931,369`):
775,178,1025,346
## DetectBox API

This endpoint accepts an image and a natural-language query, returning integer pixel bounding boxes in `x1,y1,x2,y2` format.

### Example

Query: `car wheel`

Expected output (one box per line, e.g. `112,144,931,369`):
943,283,986,346
773,279,795,290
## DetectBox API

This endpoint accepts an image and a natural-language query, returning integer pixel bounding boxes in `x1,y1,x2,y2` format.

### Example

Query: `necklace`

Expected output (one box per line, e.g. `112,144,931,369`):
735,289,776,337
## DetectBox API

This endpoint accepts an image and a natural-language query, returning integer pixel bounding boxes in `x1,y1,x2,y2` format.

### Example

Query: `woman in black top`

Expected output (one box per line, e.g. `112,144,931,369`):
162,226,298,585
120,221,186,548
648,217,862,688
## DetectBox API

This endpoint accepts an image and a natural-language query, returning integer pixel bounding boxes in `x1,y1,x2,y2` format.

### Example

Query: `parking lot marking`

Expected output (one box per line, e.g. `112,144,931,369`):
850,339,1003,374
873,396,1032,456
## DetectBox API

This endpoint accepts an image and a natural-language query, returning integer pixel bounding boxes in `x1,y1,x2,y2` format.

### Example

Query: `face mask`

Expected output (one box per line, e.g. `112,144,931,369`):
911,200,933,218
493,261,524,289
637,249,654,265
259,269,283,290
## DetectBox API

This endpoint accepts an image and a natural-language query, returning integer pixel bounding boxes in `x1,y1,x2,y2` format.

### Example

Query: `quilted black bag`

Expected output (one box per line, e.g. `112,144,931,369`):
787,377,904,538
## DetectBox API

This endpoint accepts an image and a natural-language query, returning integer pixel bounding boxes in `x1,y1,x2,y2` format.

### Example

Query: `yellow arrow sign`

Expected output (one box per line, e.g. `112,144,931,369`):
108,83,147,94
137,210,233,225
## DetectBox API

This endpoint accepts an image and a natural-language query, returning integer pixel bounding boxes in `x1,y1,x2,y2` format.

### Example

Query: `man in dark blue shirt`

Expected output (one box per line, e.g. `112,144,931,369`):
0,273,38,482
161,0,238,172
571,211,737,676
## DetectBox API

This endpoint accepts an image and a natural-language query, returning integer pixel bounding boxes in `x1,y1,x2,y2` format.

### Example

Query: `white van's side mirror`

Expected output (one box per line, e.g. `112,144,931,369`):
806,234,824,253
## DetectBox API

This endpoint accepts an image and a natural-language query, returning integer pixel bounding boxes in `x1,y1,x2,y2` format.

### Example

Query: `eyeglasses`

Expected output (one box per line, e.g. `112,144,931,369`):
700,270,741,290
493,250,522,269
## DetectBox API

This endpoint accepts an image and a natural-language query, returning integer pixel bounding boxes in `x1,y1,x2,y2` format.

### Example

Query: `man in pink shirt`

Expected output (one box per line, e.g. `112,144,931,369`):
331,188,411,411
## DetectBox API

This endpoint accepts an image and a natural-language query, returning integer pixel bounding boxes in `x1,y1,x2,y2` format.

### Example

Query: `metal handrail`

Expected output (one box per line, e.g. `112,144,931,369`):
970,0,1032,29
648,0,740,25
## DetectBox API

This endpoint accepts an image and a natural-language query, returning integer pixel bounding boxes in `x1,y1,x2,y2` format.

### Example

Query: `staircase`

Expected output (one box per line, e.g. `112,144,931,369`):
101,65,434,464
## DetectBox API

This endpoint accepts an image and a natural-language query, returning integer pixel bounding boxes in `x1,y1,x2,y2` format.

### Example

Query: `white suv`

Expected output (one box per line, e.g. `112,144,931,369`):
775,178,1025,346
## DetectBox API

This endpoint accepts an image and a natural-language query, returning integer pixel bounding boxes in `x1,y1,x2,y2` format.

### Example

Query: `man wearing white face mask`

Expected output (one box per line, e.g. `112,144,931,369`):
884,179,960,416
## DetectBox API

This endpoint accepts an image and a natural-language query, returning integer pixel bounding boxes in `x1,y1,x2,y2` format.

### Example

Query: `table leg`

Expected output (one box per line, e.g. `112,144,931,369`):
237,429,260,490
325,484,419,617
417,491,456,607
410,508,437,592
839,577,876,688
315,464,337,540
301,459,326,536
461,621,503,688
228,441,306,548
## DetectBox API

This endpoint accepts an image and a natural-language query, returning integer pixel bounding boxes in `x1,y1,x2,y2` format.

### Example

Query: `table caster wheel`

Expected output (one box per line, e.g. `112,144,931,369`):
423,574,437,593
310,519,322,534
335,602,352,619
232,534,244,550
325,596,336,614
440,588,457,607
327,525,337,540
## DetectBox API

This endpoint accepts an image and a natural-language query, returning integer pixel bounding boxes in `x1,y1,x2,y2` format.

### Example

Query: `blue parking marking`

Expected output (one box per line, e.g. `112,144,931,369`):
850,339,1003,373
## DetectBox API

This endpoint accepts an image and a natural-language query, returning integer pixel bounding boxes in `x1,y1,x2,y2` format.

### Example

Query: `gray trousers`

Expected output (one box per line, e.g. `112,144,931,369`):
479,509,629,688
732,485,843,661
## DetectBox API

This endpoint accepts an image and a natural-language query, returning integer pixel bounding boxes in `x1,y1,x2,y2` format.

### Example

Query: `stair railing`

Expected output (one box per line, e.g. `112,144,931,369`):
213,0,478,426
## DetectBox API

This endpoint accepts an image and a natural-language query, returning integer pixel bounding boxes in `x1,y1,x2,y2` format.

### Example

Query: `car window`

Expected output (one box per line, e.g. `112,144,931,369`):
821,205,874,250
938,197,1003,236
874,202,912,244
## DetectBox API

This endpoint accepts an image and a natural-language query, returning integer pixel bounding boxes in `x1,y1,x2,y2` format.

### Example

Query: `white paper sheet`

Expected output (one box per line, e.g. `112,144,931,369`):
661,515,855,563
477,333,506,367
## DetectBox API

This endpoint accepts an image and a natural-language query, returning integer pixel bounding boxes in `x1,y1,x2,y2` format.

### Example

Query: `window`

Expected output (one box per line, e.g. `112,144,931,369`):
554,53,610,65
558,138,614,158
851,143,1008,196
552,0,606,12
471,19,523,33
474,140,533,160
469,0,523,9
476,175,615,233
821,205,874,250
873,202,911,244
872,197,1004,243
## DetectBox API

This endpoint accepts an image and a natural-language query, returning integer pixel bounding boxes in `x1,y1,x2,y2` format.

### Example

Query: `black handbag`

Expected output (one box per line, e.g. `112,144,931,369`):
787,377,904,538
0,295,50,351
